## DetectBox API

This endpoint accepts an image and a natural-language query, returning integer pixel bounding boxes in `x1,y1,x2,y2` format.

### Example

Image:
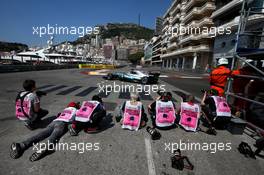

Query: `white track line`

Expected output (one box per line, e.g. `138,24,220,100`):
144,137,156,175
159,75,168,78
179,76,204,79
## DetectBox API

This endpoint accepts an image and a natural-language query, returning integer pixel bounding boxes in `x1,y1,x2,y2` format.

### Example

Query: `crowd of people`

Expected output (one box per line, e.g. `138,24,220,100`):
10,57,264,161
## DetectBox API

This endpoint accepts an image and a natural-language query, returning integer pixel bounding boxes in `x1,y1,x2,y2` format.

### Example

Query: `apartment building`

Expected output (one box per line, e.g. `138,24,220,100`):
117,47,129,60
143,35,162,66
151,36,162,66
143,42,152,65
103,44,113,59
155,17,164,35
161,0,215,71
212,0,264,66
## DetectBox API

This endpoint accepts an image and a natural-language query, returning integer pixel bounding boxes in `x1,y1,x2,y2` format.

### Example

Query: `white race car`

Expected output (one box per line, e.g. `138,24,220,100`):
103,70,160,84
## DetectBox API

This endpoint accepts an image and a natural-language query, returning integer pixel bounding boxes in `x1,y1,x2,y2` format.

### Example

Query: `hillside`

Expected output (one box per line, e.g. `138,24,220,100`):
101,23,154,40
0,41,28,52
73,23,154,45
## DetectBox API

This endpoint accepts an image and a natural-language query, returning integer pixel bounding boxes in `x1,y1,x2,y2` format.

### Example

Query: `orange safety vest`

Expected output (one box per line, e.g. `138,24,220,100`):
210,66,231,96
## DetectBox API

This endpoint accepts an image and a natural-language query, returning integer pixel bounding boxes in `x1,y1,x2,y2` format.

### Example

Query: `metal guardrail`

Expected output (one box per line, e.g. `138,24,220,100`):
226,92,264,106
233,74,264,80
0,64,78,73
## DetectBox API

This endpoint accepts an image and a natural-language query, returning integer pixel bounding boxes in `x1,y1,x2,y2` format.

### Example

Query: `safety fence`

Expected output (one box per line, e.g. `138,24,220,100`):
225,0,264,136
0,64,78,73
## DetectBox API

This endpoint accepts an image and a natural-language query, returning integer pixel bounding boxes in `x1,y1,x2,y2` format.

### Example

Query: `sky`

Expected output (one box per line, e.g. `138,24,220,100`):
0,0,172,47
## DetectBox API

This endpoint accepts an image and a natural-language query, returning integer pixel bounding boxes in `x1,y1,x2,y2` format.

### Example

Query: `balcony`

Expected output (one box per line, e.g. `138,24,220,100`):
211,0,244,19
179,33,212,45
152,48,162,55
167,42,178,51
162,33,169,39
163,0,178,19
171,14,181,25
162,25,169,33
170,3,181,16
187,17,213,27
176,3,182,11
163,17,170,26
179,11,186,22
161,47,167,52
152,58,162,63
215,15,264,36
170,34,178,42
161,44,211,58
184,0,207,12
170,28,180,41
161,36,170,44
151,54,161,60
152,42,162,50
182,2,216,23
152,37,162,47
216,16,240,32
180,15,185,22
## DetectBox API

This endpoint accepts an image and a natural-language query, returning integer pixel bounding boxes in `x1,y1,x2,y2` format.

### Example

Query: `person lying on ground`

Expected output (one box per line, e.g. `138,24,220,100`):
10,102,80,162
69,95,106,136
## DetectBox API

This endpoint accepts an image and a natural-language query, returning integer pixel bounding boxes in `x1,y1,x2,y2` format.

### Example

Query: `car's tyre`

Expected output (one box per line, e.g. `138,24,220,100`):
107,74,113,80
141,77,148,84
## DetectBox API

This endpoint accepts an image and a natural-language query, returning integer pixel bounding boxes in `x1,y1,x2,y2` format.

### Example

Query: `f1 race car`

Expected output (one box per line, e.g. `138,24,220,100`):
103,70,160,84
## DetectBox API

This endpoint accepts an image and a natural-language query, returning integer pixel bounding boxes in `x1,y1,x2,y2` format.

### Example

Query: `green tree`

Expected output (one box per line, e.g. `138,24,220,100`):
128,52,144,64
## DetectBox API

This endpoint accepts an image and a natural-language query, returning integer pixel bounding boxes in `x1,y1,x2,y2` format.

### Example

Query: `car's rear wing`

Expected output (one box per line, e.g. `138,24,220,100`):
149,71,160,78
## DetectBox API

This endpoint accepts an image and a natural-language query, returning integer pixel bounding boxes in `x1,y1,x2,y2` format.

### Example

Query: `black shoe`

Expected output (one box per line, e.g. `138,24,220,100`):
25,123,34,130
206,127,217,135
146,126,161,140
10,143,24,159
29,148,54,162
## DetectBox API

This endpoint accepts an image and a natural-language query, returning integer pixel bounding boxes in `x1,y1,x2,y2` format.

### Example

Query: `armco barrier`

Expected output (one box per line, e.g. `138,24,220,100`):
0,64,78,73
78,64,116,69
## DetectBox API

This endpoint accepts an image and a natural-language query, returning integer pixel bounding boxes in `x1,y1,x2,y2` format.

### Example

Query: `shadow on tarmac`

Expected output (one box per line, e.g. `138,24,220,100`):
98,113,115,133
34,116,57,129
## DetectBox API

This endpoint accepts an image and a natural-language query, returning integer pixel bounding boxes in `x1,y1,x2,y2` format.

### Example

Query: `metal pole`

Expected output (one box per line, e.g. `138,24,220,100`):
236,54,264,76
226,92,264,106
226,0,247,100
